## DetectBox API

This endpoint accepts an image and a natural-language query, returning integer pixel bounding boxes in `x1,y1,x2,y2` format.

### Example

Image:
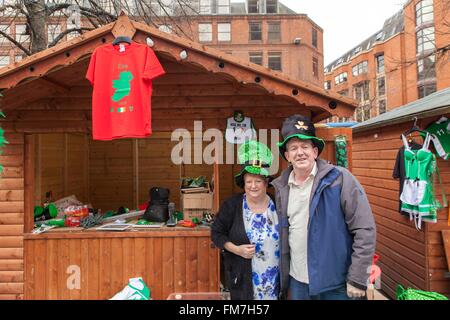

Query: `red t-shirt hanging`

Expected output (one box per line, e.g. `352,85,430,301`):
86,42,165,140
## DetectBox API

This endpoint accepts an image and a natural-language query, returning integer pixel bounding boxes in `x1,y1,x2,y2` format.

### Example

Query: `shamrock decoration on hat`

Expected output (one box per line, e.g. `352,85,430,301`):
235,140,273,188
277,114,325,160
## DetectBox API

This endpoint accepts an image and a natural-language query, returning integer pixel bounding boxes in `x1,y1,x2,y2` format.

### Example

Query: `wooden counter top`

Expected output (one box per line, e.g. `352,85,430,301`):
24,226,213,240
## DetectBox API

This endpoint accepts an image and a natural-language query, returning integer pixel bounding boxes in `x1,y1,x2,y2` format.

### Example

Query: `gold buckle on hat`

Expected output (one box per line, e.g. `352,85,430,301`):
250,160,262,168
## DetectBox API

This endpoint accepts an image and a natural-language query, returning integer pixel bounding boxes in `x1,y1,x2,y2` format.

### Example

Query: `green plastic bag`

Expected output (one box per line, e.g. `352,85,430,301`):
110,277,151,300
396,285,448,300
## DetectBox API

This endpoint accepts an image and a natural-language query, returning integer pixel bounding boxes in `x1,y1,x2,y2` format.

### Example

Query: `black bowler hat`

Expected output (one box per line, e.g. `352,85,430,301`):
277,115,325,160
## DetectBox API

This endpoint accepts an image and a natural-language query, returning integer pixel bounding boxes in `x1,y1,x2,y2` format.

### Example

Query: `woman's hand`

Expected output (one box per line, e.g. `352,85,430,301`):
235,244,256,259
224,242,255,259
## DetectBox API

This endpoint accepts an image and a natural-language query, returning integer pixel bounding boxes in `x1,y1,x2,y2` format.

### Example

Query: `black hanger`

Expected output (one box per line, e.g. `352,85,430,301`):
112,36,131,45
401,117,427,139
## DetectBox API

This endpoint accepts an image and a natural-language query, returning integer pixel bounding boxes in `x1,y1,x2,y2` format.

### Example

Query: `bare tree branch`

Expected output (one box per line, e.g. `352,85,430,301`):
48,27,93,47
0,29,31,56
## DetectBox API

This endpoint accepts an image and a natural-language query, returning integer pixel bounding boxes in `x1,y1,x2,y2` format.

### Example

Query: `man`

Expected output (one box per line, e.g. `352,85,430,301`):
271,115,376,300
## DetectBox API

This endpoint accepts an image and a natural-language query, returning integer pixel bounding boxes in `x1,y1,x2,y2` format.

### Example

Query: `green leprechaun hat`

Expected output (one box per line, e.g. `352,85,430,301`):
235,140,273,188
277,115,325,161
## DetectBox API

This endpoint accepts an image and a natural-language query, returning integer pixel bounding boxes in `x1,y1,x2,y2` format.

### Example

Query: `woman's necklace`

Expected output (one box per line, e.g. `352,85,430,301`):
247,196,269,214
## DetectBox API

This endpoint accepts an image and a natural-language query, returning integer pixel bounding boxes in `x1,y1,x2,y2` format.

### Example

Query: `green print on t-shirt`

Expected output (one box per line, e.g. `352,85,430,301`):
111,71,133,102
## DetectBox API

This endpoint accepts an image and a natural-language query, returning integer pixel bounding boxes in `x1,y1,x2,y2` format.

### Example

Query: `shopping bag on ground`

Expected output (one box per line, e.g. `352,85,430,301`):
110,277,151,300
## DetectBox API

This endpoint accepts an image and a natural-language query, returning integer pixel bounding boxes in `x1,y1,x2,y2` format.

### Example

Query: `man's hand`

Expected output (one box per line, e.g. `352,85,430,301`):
347,282,366,298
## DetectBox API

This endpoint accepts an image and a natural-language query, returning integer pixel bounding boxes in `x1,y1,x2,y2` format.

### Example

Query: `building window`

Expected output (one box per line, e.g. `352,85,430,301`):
248,0,259,13
418,82,436,98
266,0,278,13
379,99,387,115
375,31,384,41
312,28,318,48
338,89,349,96
363,105,371,120
249,52,263,65
416,27,435,54
352,61,368,77
200,0,212,14
356,107,363,122
268,22,281,42
249,22,262,41
198,23,212,42
416,0,434,26
377,77,386,96
158,24,173,33
417,55,436,81
0,25,10,42
353,46,362,56
334,72,348,85
376,54,385,74
268,52,282,71
0,55,10,67
218,23,231,42
354,81,370,103
312,57,319,78
15,54,22,62
154,0,174,16
324,80,331,90
15,24,29,43
217,0,230,14
47,24,61,43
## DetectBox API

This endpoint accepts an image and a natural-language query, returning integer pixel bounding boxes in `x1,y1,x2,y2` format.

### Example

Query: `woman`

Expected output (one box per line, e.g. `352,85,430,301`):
211,141,280,300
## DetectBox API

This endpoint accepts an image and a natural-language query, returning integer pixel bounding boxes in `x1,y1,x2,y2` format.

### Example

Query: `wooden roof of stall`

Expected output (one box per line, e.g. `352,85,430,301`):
0,14,357,124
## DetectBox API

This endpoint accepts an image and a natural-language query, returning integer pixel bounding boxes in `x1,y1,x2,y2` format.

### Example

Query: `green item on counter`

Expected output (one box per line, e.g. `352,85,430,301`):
103,211,115,218
46,203,58,218
137,219,150,225
174,211,183,221
34,206,44,218
35,218,65,227
192,217,200,225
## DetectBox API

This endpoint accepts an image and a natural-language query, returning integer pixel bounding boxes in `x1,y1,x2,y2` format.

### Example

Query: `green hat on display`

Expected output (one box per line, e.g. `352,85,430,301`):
235,140,273,188
277,114,325,160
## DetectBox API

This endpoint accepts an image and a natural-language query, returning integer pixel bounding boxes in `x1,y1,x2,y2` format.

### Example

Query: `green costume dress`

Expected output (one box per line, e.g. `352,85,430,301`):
400,133,441,230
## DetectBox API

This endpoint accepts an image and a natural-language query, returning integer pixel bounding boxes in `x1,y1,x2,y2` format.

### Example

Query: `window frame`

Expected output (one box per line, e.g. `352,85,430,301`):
249,51,263,66
217,22,231,42
268,52,282,71
249,21,262,41
267,22,281,42
198,23,213,42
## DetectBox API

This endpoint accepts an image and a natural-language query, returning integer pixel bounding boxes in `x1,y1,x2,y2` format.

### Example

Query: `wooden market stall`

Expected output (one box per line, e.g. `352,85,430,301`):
0,14,356,300
352,88,450,299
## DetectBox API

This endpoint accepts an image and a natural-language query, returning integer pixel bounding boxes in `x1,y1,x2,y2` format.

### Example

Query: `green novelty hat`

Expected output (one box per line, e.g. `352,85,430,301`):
235,140,273,188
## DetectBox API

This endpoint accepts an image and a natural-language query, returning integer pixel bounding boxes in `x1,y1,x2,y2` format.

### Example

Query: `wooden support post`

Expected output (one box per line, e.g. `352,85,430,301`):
84,134,90,204
132,139,139,209
64,133,69,196
24,134,36,233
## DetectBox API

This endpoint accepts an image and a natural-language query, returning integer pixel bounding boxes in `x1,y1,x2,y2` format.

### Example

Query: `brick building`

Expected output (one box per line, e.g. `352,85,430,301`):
324,0,450,122
0,0,324,86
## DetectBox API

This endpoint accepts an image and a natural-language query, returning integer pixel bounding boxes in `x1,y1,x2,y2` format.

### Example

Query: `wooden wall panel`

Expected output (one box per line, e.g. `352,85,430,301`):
89,139,134,212
353,115,450,299
36,133,88,205
0,131,25,300
24,231,220,300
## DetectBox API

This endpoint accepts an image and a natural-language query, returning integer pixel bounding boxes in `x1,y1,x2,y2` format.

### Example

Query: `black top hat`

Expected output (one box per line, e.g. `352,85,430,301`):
277,115,325,160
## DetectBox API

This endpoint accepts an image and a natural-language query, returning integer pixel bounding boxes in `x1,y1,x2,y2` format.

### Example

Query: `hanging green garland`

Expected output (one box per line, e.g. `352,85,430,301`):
335,135,348,168
0,93,9,174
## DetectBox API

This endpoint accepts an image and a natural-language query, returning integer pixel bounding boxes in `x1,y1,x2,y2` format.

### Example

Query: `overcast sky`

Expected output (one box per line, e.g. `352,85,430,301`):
278,0,407,65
